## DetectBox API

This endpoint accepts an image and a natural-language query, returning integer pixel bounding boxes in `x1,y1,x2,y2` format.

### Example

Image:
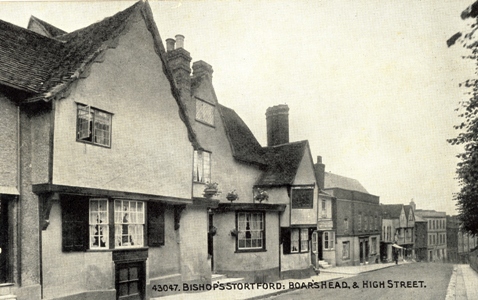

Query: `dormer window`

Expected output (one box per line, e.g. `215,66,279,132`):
195,98,215,126
77,104,112,147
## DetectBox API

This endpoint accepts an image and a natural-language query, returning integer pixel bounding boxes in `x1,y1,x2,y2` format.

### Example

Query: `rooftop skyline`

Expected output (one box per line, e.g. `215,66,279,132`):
0,0,473,214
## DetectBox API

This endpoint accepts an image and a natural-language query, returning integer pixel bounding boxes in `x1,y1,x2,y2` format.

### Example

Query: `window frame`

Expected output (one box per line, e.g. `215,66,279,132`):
323,231,334,250
195,98,215,127
193,150,211,183
291,187,314,209
342,241,350,260
114,200,145,248
236,211,266,252
63,197,162,252
76,103,112,148
89,198,110,250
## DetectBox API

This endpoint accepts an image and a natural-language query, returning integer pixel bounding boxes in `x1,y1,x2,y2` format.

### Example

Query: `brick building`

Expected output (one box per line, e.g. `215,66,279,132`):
415,209,447,262
380,203,415,262
322,173,381,266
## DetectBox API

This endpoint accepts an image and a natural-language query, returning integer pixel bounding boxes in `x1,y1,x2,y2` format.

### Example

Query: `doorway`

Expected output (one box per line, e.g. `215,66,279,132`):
208,212,214,271
115,261,145,300
311,231,318,268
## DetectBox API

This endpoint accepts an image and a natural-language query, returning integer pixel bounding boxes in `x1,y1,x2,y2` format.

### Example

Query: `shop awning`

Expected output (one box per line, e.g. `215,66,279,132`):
392,244,404,249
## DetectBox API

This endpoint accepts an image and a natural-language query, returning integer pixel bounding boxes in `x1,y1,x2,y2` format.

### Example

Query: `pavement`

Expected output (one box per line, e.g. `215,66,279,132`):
446,264,478,300
153,261,403,300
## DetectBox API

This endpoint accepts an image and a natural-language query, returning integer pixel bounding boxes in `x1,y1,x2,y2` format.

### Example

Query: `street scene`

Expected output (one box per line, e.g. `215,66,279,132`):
1,1,478,300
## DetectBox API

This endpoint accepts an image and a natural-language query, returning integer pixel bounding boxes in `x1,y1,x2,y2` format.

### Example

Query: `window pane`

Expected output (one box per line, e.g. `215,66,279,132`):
196,99,215,125
93,110,111,146
203,152,211,183
291,188,314,209
114,200,144,248
237,212,264,250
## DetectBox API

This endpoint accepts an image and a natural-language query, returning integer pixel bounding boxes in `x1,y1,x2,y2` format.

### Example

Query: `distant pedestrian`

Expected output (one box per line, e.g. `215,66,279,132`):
393,250,398,265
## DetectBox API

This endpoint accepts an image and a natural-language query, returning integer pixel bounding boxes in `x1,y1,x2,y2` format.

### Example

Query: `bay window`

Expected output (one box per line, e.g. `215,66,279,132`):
237,212,265,251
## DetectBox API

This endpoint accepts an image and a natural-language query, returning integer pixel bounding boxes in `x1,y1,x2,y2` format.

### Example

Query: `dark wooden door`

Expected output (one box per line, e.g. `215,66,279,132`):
116,262,145,300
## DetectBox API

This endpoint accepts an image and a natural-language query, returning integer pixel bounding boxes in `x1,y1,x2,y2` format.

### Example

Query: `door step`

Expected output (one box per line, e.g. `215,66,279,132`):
318,260,332,269
0,296,16,300
212,274,244,284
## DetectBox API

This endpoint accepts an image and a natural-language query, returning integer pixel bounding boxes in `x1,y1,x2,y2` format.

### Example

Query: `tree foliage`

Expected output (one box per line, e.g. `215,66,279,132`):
448,1,478,235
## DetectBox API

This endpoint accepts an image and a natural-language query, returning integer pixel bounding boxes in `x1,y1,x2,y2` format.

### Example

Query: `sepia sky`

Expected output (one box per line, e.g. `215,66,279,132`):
0,0,474,214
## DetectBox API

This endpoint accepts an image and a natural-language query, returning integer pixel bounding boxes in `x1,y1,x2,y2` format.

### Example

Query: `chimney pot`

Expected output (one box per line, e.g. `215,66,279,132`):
317,156,322,164
175,34,185,49
166,38,175,52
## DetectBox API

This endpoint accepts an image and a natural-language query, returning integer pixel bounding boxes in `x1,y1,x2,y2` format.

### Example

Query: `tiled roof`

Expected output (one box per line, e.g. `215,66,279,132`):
324,172,368,193
0,1,142,97
381,204,404,219
217,104,266,166
256,140,308,186
28,16,67,37
415,215,426,222
0,1,200,149
0,19,66,93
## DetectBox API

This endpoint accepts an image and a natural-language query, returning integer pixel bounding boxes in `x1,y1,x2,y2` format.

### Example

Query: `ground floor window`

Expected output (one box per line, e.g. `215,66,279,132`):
342,241,350,259
282,227,311,254
291,228,309,253
323,231,334,250
237,212,264,251
63,196,163,251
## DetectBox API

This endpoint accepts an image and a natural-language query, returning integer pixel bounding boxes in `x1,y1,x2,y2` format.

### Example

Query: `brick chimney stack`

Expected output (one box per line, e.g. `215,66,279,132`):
314,156,325,190
165,34,192,99
192,60,213,82
266,104,289,146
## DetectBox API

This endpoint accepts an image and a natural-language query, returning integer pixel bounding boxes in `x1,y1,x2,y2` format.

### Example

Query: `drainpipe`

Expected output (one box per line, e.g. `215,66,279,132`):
278,211,281,279
16,104,22,286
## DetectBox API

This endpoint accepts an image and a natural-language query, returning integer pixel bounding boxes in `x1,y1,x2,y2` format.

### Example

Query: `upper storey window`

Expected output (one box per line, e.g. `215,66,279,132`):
291,187,314,209
77,104,112,147
193,150,211,183
196,99,215,126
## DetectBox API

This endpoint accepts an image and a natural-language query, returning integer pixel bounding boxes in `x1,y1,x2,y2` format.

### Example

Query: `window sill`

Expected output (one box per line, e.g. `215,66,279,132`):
76,139,111,149
235,248,267,253
86,246,149,252
195,119,216,128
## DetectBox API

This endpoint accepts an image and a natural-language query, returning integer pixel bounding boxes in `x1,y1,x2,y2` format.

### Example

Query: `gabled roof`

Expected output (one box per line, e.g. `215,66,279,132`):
256,140,309,186
0,1,143,97
28,15,67,37
217,104,266,166
381,204,404,219
0,1,200,149
324,172,368,193
404,205,413,220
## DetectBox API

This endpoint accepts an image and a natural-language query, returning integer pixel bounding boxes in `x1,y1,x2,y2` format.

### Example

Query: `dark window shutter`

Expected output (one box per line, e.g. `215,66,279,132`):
62,195,88,252
148,202,165,247
281,228,291,254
